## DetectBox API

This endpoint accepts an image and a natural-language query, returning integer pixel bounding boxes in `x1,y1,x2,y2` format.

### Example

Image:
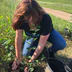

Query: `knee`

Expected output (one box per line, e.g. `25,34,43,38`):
59,40,67,50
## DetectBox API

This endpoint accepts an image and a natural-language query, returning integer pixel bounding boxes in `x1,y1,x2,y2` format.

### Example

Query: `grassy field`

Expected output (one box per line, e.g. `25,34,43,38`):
0,0,20,17
37,0,72,4
50,14,70,34
37,0,72,14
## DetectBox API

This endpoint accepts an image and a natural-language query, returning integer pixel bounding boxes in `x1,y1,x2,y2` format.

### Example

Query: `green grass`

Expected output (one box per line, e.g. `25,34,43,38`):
0,0,20,17
37,0,72,4
37,0,72,14
49,14,72,34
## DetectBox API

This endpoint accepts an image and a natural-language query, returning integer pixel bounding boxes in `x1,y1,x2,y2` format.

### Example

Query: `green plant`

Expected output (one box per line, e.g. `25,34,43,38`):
65,16,72,38
20,53,47,72
19,25,47,72
0,15,15,62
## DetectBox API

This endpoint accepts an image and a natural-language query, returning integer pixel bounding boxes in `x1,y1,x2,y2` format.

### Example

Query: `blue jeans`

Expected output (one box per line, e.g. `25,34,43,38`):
48,29,66,52
23,29,66,56
29,29,66,55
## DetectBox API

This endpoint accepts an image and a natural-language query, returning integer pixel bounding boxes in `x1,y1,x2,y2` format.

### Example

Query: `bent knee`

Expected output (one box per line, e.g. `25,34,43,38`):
59,41,67,50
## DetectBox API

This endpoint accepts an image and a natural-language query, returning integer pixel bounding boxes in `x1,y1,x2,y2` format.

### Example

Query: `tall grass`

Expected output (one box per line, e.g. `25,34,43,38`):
0,0,20,17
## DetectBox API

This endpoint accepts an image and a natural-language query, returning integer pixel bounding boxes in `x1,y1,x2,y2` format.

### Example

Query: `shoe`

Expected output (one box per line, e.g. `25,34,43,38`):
48,49,55,58
43,48,49,61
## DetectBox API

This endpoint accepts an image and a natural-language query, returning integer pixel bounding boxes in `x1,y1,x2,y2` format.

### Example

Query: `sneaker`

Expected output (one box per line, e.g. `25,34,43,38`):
48,49,55,58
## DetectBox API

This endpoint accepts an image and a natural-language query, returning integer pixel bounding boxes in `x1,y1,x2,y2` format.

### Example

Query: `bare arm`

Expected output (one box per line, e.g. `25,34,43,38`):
15,29,23,59
29,34,50,62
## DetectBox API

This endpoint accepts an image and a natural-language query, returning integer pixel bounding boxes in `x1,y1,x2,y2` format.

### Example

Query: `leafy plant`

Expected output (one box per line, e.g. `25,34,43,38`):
20,53,47,72
65,17,72,38
0,14,16,68
19,25,47,72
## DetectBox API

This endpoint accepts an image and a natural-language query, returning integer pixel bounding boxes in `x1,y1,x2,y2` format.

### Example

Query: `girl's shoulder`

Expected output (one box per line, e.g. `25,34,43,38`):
41,13,52,23
42,13,51,19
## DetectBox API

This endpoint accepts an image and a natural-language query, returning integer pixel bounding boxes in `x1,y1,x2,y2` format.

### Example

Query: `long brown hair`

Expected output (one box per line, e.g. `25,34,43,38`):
12,0,45,30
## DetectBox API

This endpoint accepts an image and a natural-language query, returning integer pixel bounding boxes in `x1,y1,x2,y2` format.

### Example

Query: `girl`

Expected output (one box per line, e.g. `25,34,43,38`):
11,0,66,71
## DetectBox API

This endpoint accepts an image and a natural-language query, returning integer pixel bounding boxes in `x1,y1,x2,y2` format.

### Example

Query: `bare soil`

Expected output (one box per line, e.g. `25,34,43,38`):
44,8,72,22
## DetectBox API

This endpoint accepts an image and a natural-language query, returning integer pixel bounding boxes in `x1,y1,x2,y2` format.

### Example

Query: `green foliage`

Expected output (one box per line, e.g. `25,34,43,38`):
20,53,47,72
0,0,20,17
0,0,21,63
65,22,72,37
0,15,15,62
0,13,46,72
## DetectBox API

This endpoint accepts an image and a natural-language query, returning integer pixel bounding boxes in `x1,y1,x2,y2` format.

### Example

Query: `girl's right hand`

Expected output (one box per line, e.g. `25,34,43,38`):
12,58,22,70
24,67,29,72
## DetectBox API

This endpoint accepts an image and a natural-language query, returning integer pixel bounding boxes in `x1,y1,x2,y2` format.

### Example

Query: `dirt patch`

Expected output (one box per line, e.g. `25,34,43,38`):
44,8,72,22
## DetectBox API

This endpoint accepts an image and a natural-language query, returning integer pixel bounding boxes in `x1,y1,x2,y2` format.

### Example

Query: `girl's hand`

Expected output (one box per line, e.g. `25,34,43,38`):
24,67,29,72
24,60,32,72
12,58,22,70
12,61,18,70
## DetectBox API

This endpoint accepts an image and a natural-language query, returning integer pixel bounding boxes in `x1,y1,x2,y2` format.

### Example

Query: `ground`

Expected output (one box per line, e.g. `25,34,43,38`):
44,8,72,22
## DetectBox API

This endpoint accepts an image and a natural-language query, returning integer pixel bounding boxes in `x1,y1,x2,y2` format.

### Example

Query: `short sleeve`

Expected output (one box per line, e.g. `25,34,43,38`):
40,14,53,35
16,23,28,30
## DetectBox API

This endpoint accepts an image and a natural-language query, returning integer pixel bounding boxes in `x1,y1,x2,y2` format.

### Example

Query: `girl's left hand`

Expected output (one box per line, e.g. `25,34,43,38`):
24,60,32,72
24,67,29,72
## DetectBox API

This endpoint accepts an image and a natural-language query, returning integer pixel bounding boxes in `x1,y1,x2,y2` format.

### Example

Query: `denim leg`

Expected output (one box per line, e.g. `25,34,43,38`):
22,38,34,56
48,29,66,52
29,38,39,56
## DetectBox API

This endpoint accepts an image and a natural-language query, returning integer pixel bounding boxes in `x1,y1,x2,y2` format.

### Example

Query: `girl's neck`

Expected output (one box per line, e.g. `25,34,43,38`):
29,23,37,30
